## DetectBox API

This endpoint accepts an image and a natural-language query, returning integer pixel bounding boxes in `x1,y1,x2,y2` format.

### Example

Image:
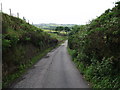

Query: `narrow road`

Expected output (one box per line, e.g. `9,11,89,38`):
12,40,89,88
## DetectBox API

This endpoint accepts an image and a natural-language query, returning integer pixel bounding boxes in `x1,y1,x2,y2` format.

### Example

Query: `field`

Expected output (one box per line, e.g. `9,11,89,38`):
42,29,66,34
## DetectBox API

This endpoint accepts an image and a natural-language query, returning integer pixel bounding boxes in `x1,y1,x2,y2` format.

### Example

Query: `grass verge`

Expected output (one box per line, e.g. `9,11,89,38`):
3,41,65,88
67,47,91,86
67,47,85,73
67,47,120,88
49,33,67,41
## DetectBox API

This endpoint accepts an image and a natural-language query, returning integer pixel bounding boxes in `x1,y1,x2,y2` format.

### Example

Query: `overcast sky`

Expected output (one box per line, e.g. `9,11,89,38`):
1,0,119,24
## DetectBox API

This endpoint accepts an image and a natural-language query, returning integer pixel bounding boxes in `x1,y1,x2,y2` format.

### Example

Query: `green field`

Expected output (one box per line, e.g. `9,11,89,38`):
42,29,66,34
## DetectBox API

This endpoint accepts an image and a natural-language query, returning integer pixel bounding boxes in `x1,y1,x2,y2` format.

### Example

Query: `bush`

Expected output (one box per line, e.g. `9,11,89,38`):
2,12,59,87
68,2,120,88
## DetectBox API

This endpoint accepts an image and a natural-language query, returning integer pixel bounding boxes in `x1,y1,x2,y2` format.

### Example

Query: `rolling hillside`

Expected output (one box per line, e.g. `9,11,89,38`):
34,23,75,30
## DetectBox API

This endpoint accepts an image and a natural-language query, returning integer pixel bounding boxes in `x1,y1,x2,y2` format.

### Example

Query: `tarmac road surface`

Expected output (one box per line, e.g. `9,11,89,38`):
12,40,89,88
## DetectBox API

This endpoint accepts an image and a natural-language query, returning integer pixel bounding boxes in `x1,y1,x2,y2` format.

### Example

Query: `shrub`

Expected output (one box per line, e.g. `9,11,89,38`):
68,2,120,88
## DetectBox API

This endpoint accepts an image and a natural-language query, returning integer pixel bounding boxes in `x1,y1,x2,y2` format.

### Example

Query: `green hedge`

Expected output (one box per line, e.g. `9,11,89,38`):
68,2,120,88
2,12,58,87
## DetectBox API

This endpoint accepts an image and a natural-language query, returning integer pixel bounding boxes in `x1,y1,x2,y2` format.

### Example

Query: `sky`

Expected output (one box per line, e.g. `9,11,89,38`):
0,0,119,24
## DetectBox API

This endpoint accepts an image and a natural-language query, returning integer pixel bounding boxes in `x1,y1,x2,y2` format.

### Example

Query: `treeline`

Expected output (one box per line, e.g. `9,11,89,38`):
55,26,71,34
34,23,75,30
2,13,58,87
68,2,120,88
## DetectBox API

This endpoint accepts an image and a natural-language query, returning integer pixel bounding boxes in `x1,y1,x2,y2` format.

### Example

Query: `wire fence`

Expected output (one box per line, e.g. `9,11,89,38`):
0,3,33,25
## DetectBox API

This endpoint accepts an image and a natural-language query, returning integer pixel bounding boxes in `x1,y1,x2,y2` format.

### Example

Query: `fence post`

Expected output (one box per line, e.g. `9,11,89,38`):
17,12,19,18
23,17,26,21
1,3,2,12
9,8,11,15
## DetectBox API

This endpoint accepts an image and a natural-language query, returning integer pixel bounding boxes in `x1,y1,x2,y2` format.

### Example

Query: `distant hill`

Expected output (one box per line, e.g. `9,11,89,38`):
34,23,76,30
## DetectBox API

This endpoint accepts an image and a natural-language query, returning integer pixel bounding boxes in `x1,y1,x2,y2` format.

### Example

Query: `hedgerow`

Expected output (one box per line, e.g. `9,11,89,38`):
68,2,120,88
2,13,58,87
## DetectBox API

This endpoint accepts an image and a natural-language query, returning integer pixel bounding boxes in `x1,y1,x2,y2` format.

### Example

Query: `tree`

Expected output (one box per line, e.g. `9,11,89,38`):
55,27,59,32
64,27,70,34
55,26,64,32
